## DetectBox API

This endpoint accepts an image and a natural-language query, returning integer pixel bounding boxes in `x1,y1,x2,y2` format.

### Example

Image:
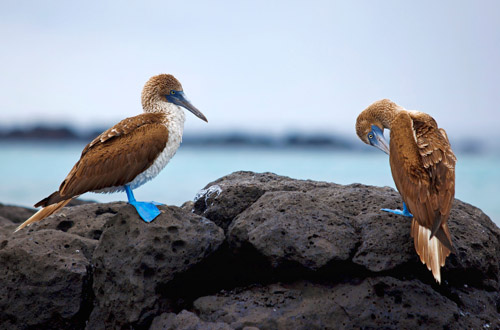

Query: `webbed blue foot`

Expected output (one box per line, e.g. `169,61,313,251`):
129,201,161,222
381,202,413,218
125,185,162,223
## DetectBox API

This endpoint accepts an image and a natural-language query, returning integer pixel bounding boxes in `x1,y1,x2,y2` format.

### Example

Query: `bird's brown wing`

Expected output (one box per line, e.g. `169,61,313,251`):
36,113,169,207
83,113,166,155
389,111,456,248
412,113,456,232
389,111,456,283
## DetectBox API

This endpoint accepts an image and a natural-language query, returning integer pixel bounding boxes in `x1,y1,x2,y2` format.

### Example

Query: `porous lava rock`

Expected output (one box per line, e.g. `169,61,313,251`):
0,171,498,329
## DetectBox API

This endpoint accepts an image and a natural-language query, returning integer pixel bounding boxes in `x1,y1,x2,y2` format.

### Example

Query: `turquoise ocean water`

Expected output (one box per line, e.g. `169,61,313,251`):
0,142,498,227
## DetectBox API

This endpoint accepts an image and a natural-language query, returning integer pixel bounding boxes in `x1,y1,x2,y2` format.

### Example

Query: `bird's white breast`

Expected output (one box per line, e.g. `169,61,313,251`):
128,105,186,190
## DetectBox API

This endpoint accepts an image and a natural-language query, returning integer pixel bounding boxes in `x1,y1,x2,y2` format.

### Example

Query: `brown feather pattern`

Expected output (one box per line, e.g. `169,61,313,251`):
85,113,167,152
389,110,456,283
15,73,192,232
356,100,456,283
37,112,169,207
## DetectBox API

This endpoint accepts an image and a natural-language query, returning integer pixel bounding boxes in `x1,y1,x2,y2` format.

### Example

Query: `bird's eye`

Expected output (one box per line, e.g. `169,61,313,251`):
170,90,176,95
368,134,374,139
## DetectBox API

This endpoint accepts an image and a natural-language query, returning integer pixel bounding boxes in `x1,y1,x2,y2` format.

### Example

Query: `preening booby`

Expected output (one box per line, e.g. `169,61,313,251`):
356,99,456,283
15,74,207,232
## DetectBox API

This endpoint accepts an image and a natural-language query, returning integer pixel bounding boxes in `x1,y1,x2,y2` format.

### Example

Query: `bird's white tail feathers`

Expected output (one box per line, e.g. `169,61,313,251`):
411,219,451,283
14,199,72,233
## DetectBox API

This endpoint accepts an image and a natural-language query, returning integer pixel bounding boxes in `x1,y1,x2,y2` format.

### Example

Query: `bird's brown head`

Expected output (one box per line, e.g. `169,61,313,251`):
141,74,207,122
355,99,400,154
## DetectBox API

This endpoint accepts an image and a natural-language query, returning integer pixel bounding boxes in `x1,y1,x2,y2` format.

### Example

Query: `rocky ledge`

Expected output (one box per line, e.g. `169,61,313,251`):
0,171,499,329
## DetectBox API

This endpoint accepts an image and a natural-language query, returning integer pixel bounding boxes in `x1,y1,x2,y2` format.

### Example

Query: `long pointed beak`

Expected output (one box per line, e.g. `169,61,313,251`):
169,92,208,122
373,130,390,155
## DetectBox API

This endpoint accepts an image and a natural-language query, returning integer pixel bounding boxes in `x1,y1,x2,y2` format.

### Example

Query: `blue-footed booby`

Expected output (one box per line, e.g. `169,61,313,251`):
15,74,207,232
355,99,456,284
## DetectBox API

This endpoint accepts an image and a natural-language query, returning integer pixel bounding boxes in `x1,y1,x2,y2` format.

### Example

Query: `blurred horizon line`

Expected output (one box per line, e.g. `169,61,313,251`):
0,123,496,155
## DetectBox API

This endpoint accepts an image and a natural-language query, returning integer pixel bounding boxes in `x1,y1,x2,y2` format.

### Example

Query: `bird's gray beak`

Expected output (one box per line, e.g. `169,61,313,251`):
373,130,390,155
168,91,208,122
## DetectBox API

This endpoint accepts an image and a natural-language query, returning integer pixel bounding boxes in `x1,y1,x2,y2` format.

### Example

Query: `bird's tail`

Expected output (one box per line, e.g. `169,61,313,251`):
14,199,73,233
411,219,452,284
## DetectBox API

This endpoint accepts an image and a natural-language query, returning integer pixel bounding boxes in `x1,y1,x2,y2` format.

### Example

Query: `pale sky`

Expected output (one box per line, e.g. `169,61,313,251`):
0,0,499,139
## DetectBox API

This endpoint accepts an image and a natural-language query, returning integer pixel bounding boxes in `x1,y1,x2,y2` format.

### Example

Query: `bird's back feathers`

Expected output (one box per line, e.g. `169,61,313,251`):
389,110,456,282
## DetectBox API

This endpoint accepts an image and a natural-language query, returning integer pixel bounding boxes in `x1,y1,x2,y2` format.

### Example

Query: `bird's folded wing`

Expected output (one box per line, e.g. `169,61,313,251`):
389,111,456,234
84,113,167,154
57,115,169,198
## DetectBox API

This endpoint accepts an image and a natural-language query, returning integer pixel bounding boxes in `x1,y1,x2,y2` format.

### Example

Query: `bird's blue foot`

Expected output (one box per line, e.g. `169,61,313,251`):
381,202,413,218
129,201,161,223
125,185,162,223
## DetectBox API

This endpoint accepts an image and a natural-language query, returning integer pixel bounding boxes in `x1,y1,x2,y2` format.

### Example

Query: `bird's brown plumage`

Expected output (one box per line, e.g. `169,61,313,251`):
14,74,187,232
15,113,169,232
356,99,456,283
36,113,169,207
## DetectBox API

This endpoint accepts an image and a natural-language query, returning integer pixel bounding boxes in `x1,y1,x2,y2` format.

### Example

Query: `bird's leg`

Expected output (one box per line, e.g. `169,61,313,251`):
124,185,161,223
124,186,164,206
381,202,413,218
125,185,136,203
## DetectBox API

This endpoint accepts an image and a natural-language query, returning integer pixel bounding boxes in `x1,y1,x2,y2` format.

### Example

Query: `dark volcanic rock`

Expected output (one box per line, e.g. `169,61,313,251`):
0,229,96,328
31,202,128,241
150,310,232,330
193,279,500,329
194,279,460,329
227,185,408,270
0,201,224,329
0,199,98,237
0,203,36,224
0,171,499,329
193,171,332,231
192,171,500,328
228,189,359,269
445,200,500,288
88,205,224,328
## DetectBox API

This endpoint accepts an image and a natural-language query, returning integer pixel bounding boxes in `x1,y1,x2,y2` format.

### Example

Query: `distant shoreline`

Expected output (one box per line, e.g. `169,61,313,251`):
0,124,359,150
0,125,489,154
